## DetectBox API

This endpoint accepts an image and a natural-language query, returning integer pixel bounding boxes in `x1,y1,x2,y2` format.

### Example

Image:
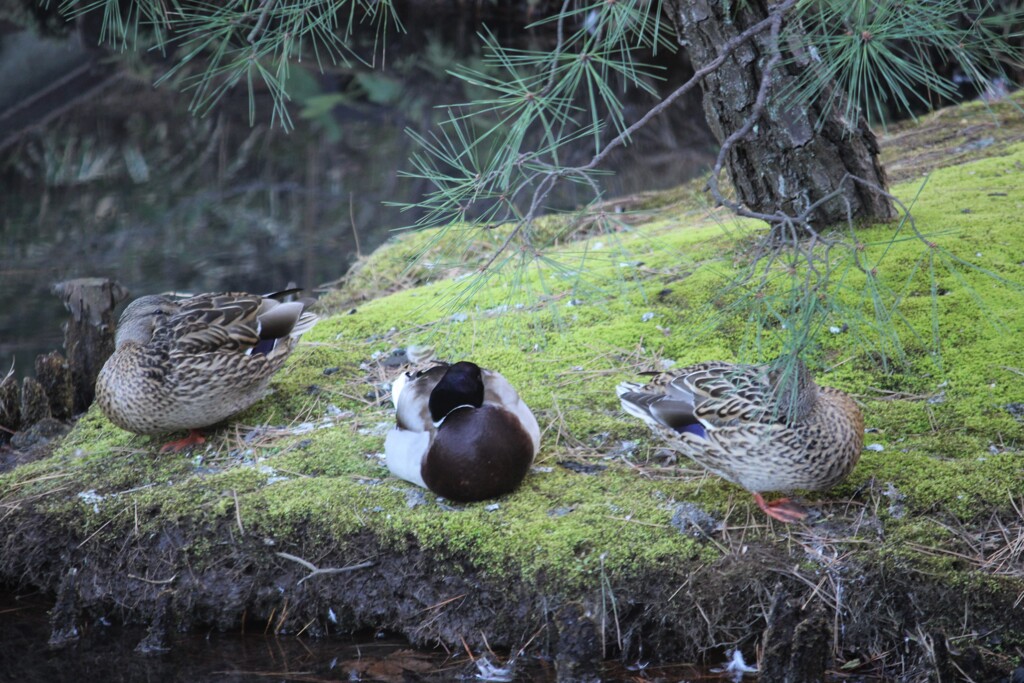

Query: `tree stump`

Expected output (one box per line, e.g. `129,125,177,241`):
52,278,129,413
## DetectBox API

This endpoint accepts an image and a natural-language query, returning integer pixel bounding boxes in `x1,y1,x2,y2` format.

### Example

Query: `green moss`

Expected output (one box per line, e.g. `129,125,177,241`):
366,464,714,588
879,89,1024,183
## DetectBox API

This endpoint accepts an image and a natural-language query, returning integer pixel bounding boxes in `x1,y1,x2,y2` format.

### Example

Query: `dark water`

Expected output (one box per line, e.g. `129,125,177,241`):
0,589,507,682
0,10,713,379
0,589,729,682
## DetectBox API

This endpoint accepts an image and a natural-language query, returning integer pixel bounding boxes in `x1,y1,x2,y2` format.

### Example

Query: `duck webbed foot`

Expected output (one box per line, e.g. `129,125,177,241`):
753,492,808,523
159,430,207,453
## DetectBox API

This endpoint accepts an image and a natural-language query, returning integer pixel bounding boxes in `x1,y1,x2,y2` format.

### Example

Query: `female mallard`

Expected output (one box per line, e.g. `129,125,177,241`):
616,359,864,522
96,290,318,452
385,361,541,502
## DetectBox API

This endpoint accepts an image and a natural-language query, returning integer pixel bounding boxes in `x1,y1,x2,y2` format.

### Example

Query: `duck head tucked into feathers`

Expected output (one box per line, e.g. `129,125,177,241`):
385,361,540,502
112,295,173,346
617,357,864,523
96,289,318,452
427,361,485,423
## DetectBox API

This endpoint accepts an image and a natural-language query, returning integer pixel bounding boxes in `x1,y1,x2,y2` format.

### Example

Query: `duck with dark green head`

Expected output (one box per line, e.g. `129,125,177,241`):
385,361,540,501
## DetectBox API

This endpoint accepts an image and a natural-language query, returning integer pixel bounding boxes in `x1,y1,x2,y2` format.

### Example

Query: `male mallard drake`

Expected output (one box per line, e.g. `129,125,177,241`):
385,361,541,502
617,359,864,523
96,290,318,452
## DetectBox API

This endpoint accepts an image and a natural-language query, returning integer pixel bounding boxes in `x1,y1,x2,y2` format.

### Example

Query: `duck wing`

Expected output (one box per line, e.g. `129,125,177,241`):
616,380,699,434
151,293,262,355
155,292,317,356
678,361,786,426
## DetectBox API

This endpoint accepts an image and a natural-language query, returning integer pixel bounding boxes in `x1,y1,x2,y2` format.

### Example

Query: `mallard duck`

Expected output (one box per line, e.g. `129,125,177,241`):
385,361,541,502
96,290,318,452
616,358,864,522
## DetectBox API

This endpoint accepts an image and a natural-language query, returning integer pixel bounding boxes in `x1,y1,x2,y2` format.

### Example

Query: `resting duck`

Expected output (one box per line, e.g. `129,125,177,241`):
616,358,864,522
385,361,541,501
96,290,318,452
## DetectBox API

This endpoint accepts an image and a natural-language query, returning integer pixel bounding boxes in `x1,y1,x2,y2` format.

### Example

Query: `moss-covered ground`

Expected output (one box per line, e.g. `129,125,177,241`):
2,93,1023,679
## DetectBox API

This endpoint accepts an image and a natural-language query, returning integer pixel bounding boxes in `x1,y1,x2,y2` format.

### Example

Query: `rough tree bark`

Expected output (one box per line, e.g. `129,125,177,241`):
668,0,897,228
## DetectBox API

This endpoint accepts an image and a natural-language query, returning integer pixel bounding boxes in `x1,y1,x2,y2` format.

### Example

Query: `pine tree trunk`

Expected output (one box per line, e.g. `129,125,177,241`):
668,0,897,228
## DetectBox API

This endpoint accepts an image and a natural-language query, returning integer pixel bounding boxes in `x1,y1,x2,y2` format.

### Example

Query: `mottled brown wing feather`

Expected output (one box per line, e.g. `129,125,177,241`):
681,361,806,426
154,293,263,354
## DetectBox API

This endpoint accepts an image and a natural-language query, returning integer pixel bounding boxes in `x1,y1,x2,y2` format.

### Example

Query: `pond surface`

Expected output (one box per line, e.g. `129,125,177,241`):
0,588,510,682
0,588,735,682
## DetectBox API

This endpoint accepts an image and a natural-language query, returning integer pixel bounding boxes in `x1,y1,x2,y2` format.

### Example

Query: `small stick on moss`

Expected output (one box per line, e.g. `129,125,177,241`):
2,487,72,522
76,511,123,548
865,386,943,402
603,514,668,528
7,472,73,490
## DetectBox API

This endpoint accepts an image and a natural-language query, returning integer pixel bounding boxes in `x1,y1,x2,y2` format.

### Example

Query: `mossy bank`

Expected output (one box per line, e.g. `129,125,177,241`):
2,94,1024,680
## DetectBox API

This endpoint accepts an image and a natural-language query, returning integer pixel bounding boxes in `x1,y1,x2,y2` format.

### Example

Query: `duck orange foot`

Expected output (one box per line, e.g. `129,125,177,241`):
159,430,207,453
753,492,808,523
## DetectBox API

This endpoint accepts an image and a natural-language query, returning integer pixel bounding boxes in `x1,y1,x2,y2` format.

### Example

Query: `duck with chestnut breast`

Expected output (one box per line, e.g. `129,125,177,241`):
96,290,318,452
385,361,541,502
616,358,864,523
